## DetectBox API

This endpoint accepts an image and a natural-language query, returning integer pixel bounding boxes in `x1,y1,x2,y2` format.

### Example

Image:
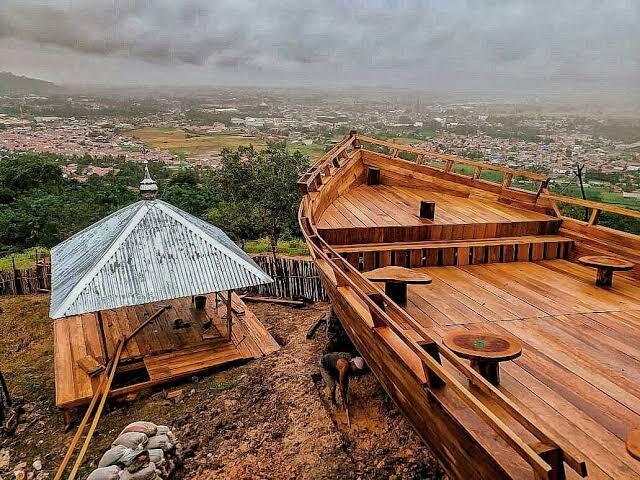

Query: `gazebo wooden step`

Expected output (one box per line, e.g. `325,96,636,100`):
333,235,574,270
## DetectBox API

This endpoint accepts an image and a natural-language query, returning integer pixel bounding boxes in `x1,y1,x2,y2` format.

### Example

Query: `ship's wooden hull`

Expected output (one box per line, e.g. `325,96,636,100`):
316,262,524,479
300,133,640,480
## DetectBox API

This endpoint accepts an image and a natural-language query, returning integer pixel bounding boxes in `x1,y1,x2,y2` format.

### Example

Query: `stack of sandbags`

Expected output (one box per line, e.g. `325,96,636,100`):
85,421,181,480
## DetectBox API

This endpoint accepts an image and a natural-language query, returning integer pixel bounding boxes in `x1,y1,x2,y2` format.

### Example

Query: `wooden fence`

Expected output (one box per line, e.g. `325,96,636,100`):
0,261,51,296
0,255,328,303
247,255,328,302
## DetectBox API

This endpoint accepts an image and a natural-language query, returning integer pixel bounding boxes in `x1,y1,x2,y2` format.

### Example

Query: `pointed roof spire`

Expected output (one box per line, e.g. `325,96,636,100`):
139,159,158,199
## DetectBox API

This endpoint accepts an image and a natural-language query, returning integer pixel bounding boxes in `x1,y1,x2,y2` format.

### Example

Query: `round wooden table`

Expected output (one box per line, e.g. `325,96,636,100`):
364,266,432,305
442,330,523,385
578,255,634,287
627,430,640,461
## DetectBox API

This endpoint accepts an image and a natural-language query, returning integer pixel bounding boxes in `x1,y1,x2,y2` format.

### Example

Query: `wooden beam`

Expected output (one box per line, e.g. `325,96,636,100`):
588,208,601,226
227,290,233,341
66,340,125,480
543,192,640,219
355,134,549,182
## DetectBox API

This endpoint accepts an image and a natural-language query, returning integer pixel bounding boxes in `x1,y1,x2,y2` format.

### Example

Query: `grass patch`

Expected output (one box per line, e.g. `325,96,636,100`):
0,247,49,271
243,238,309,256
131,128,267,157
288,143,327,161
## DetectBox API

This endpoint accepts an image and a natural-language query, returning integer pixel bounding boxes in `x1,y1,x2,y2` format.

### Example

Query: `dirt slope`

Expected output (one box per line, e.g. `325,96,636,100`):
0,295,443,479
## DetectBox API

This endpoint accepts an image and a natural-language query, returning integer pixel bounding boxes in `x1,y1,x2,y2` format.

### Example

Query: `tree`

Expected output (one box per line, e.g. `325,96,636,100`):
211,143,308,257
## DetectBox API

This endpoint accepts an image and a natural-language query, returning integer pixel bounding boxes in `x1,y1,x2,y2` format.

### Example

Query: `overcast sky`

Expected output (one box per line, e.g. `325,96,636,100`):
0,0,638,97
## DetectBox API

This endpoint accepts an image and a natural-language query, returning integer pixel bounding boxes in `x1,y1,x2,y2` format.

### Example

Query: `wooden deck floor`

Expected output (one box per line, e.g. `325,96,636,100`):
54,293,279,408
400,260,640,479
318,184,553,229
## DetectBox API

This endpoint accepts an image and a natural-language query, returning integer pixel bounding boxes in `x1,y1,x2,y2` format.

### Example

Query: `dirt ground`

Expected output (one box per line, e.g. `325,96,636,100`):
0,295,444,479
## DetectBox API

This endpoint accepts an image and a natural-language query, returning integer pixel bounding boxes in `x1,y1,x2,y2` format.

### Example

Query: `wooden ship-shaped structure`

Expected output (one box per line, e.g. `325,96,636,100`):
298,132,640,479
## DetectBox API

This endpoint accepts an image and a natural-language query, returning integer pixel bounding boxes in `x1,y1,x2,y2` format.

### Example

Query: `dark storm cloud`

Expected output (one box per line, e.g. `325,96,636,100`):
0,0,638,91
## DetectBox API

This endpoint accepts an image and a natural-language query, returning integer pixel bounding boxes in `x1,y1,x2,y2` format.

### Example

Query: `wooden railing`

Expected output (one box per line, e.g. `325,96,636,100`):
355,134,550,196
541,190,640,227
297,134,356,195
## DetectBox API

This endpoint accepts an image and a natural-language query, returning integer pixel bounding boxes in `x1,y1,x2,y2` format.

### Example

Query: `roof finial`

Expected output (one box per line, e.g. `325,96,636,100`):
139,159,158,200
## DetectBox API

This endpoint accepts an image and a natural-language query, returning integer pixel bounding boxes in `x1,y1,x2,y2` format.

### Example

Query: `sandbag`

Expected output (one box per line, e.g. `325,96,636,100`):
98,445,141,468
155,426,176,443
146,434,172,452
120,421,157,437
118,463,160,480
86,466,121,480
112,432,148,450
147,449,165,466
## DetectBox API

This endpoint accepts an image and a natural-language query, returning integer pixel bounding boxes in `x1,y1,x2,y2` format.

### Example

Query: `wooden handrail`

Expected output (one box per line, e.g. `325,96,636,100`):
355,134,550,183
542,191,640,221
297,135,356,194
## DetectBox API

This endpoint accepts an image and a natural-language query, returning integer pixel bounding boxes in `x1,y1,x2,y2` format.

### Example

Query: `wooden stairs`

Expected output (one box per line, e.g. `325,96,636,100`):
333,235,574,271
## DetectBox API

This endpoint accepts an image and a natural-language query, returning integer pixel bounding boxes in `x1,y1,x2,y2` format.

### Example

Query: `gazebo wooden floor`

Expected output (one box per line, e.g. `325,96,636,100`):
54,292,279,409
401,260,640,479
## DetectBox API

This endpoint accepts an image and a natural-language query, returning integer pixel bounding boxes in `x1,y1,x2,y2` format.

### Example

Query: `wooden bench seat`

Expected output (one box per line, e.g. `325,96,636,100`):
333,235,574,271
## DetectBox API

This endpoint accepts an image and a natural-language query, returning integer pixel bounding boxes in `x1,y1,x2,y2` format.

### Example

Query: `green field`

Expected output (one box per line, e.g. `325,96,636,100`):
0,247,49,271
131,128,267,156
287,143,327,161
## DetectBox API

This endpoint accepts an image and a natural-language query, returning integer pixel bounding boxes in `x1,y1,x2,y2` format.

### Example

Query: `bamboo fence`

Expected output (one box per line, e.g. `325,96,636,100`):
0,255,327,302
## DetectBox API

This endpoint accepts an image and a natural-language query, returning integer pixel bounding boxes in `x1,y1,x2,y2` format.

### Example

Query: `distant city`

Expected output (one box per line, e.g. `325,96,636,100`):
1,78,640,200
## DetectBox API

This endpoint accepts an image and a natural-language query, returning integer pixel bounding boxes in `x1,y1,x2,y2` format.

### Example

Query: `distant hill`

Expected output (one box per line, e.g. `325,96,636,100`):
0,72,60,95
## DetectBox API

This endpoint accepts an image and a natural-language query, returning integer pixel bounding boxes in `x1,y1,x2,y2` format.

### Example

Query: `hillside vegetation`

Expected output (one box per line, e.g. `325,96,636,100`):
0,72,60,95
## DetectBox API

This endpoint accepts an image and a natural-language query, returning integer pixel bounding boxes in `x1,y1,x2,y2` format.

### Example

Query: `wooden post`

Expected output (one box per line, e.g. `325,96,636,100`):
419,341,445,388
227,290,233,341
444,160,454,173
350,130,361,149
502,173,513,189
419,200,436,220
367,167,381,186
530,442,567,480
96,311,109,365
588,208,601,226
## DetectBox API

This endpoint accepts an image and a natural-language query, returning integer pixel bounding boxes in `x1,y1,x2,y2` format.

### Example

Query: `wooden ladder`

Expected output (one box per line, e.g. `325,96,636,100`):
54,340,124,480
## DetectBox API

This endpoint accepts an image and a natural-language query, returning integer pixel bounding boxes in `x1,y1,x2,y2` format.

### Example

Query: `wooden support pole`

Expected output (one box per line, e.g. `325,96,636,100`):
227,290,233,341
96,310,109,366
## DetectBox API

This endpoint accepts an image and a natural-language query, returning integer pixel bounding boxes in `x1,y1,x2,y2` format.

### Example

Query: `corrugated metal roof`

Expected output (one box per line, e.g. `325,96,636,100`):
49,199,272,319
